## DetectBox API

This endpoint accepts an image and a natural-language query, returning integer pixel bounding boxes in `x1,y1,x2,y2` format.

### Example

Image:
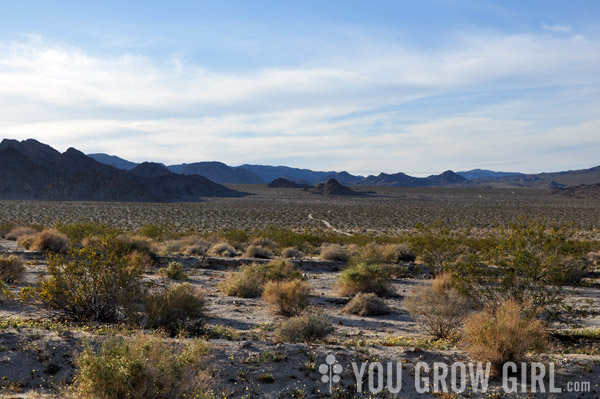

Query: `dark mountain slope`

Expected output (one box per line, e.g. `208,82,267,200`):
457,169,523,180
473,165,600,187
172,162,265,184
88,153,138,170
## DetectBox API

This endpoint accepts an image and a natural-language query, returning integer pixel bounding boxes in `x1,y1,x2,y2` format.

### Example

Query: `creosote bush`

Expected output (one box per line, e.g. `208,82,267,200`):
461,299,547,373
338,262,394,297
159,262,189,280
208,242,238,257
37,235,146,322
0,255,25,283
320,244,349,261
263,279,311,316
143,283,205,336
220,260,303,298
352,243,415,265
343,293,390,316
273,311,334,343
405,273,472,339
71,333,212,399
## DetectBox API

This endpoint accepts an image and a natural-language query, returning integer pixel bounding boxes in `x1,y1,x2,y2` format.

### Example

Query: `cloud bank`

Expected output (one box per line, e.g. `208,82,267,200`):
1,31,599,175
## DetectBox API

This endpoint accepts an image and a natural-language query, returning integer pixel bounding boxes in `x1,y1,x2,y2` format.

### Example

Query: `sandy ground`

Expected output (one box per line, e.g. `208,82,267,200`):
1,240,600,398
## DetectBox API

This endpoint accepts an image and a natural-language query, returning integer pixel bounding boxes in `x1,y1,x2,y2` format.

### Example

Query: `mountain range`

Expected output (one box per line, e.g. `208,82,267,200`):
0,139,243,201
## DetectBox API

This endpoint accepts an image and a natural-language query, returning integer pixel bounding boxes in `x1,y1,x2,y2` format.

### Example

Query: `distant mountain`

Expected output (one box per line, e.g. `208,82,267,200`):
239,165,334,184
0,139,243,201
357,170,467,187
169,162,265,184
313,179,364,196
88,153,138,170
551,183,600,199
319,171,364,185
472,165,600,188
457,169,523,180
267,178,311,189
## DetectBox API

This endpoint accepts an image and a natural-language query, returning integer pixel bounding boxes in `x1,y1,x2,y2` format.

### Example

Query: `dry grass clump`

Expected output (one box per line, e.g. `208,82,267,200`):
338,262,394,297
273,311,334,343
5,226,38,241
208,242,238,257
244,245,273,259
159,262,189,280
250,237,277,249
219,260,302,298
320,244,349,261
405,272,472,339
0,222,16,238
281,247,304,259
127,250,154,272
116,234,154,256
71,333,212,399
143,283,205,336
0,255,25,283
343,293,390,316
159,236,210,256
19,229,69,252
263,279,311,316
353,243,416,265
461,299,547,373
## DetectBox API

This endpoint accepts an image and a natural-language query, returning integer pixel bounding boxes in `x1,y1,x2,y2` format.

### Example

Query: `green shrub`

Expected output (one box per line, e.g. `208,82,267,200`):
449,219,590,321
320,244,348,261
0,222,16,238
273,312,333,343
352,243,415,265
0,255,25,283
405,274,473,339
139,222,172,240
461,299,547,374
71,334,212,399
338,262,394,297
38,235,146,322
219,260,303,298
208,242,238,257
263,279,311,316
343,293,390,316
244,245,273,259
158,262,189,280
143,283,205,336
54,221,119,243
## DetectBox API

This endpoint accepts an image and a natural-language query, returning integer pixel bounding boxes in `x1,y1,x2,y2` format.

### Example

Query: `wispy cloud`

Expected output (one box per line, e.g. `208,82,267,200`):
542,24,572,33
0,31,599,174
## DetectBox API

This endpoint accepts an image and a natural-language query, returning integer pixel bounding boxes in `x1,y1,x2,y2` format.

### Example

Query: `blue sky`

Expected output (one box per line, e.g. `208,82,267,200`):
0,1,599,175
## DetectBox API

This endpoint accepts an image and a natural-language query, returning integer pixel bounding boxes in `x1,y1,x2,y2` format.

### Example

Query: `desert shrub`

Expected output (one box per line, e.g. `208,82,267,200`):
37,235,146,322
352,243,415,265
461,299,547,373
159,236,209,256
405,274,473,339
0,255,25,283
71,333,212,399
250,237,277,249
159,262,189,280
320,244,349,261
25,229,69,252
5,226,38,241
116,234,155,257
143,283,205,336
139,222,172,240
409,225,467,272
208,242,238,257
253,227,324,252
127,251,154,272
281,247,304,259
54,221,119,243
343,293,390,316
219,260,302,298
244,245,273,259
263,279,311,316
338,262,394,297
0,281,11,300
0,222,16,238
449,219,590,321
273,312,334,343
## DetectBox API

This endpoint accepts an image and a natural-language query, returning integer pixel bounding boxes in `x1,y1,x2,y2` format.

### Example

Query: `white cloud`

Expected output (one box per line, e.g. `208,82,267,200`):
0,32,599,175
542,24,572,33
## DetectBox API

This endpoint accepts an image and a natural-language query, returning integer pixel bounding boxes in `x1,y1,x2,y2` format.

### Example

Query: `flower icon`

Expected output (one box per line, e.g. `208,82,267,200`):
319,354,343,393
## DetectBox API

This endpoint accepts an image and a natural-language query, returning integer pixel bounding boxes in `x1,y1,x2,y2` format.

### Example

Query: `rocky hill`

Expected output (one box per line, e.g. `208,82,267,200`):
0,139,243,202
312,179,363,196
551,183,600,199
267,178,311,189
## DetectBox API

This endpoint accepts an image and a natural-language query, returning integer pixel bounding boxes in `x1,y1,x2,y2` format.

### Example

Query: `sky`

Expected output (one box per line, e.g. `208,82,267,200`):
0,1,599,176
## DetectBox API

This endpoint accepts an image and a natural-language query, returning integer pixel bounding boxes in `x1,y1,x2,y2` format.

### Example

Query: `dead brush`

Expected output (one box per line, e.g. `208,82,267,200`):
262,279,311,316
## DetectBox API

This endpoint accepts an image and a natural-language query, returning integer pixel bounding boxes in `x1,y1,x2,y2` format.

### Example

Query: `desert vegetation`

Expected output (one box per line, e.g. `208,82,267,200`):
0,191,599,397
